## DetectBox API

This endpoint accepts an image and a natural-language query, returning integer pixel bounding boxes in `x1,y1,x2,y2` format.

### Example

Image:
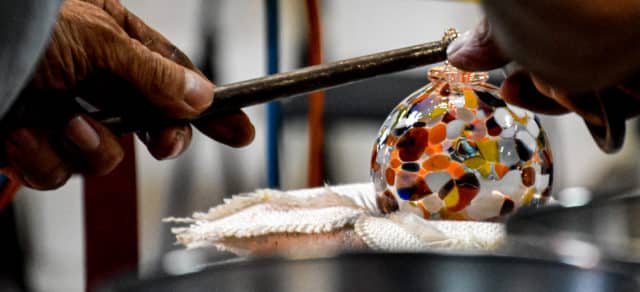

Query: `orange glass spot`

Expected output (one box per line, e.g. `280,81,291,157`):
425,144,443,155
494,163,509,179
385,168,396,186
418,168,428,177
390,158,402,169
429,123,447,144
447,162,465,179
532,151,541,163
423,155,451,171
386,135,397,146
413,92,430,104
417,201,431,219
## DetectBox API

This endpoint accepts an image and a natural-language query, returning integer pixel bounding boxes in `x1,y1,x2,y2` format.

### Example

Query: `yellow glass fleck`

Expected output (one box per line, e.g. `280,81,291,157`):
508,108,529,124
463,157,486,169
521,187,536,205
443,186,460,209
479,163,492,177
463,88,478,109
477,139,499,162
429,106,447,118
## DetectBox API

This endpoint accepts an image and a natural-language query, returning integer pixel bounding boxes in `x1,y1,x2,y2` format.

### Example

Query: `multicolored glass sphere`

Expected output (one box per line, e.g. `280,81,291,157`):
371,65,553,221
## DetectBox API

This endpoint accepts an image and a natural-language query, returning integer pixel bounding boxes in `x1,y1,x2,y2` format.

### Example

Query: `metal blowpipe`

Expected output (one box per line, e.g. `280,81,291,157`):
97,29,459,133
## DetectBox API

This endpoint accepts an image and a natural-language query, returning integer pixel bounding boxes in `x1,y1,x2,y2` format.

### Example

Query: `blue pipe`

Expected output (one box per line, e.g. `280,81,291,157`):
265,0,281,188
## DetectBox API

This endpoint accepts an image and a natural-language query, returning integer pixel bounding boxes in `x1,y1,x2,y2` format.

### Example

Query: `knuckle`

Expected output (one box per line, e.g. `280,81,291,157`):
153,58,186,96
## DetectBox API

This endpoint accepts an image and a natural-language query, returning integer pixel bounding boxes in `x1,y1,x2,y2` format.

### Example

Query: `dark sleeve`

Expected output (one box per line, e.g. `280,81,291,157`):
0,0,62,118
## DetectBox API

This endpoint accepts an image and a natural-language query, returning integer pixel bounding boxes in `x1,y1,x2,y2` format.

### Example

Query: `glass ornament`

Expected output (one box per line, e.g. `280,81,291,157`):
370,65,553,221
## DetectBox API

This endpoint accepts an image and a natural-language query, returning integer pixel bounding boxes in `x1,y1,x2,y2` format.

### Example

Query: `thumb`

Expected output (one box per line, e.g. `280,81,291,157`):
447,19,511,71
102,35,214,119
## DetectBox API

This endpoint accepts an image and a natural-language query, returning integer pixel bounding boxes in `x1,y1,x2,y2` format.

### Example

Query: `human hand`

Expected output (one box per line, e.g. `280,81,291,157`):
447,2,640,153
1,0,255,190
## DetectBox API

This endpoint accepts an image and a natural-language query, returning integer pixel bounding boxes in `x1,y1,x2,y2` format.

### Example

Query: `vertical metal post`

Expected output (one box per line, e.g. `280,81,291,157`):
265,0,281,188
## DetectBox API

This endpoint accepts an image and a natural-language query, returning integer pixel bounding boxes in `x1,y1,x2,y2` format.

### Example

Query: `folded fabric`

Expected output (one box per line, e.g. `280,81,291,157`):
165,183,505,257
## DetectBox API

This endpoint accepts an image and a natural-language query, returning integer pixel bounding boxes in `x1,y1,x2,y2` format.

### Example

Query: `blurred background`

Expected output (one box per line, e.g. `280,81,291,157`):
6,0,640,291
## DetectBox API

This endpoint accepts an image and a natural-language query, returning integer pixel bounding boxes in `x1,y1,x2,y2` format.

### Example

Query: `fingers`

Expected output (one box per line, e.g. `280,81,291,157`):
113,4,201,73
447,19,511,71
60,0,213,120
136,124,192,160
503,71,640,126
193,110,256,148
3,114,128,189
617,76,640,105
84,0,213,118
500,71,570,115
530,75,607,127
83,0,203,73
5,129,72,190
64,115,124,175
101,33,213,119
501,72,625,153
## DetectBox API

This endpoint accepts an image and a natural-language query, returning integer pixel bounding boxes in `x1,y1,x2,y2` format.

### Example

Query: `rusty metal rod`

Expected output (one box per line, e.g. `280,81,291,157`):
97,32,456,133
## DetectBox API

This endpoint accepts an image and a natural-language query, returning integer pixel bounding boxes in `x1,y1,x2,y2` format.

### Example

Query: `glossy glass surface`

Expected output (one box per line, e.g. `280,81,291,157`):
371,65,553,221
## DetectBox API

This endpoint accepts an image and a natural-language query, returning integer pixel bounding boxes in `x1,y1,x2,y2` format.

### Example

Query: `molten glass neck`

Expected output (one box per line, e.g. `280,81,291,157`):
428,65,489,86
